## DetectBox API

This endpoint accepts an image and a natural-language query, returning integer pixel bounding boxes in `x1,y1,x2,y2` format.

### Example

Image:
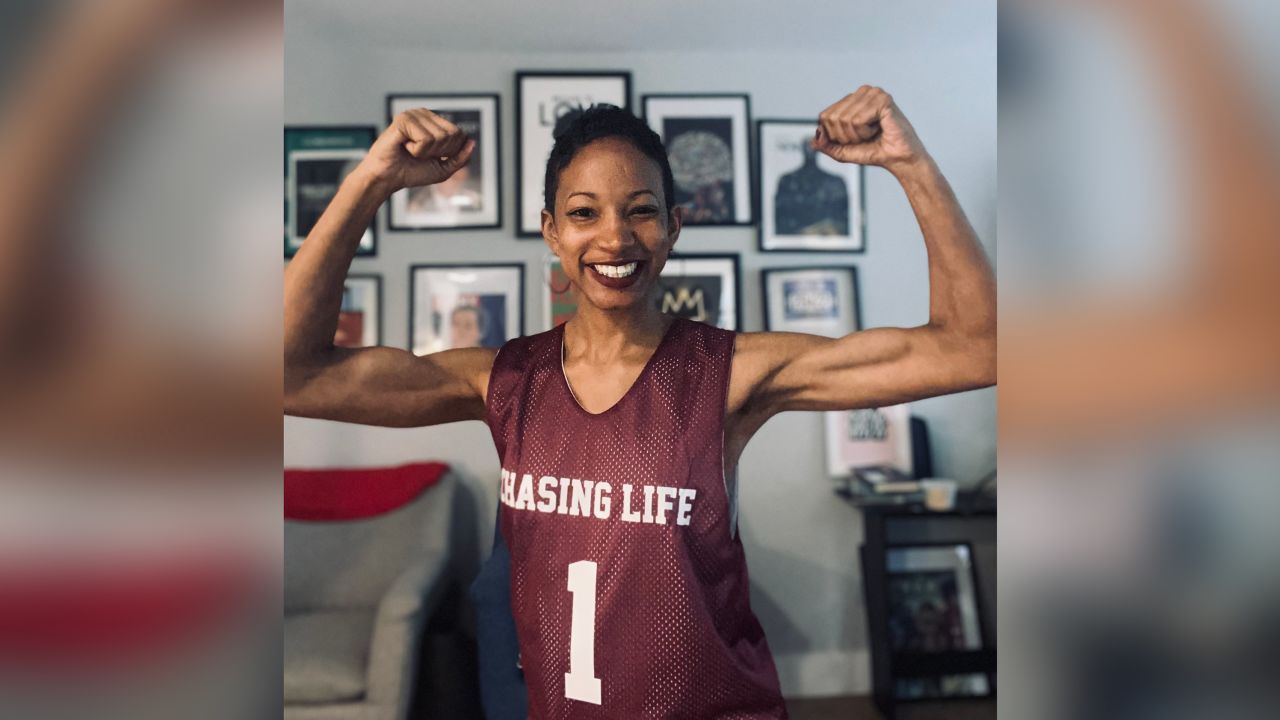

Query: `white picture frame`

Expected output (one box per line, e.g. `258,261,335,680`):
516,71,632,237
824,403,913,478
334,275,381,348
410,264,524,355
757,119,865,252
642,94,753,226
386,94,501,230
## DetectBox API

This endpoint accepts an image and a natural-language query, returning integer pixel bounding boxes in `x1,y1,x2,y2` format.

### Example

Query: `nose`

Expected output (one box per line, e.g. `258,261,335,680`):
596,209,634,253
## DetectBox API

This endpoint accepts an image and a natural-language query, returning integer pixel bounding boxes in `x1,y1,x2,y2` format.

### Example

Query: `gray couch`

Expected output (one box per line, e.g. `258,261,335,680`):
284,472,457,720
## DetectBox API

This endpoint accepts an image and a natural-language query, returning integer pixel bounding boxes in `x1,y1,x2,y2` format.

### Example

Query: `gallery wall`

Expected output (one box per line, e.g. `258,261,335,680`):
284,7,995,697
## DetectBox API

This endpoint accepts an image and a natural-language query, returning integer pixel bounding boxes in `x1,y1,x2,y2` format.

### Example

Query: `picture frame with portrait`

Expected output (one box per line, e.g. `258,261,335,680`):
334,274,381,348
642,94,753,227
284,126,377,257
385,93,501,231
516,71,632,238
410,263,524,355
757,119,865,252
657,253,741,331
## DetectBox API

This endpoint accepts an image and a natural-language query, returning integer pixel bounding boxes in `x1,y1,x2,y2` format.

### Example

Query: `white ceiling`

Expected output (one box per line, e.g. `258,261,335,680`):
286,0,994,54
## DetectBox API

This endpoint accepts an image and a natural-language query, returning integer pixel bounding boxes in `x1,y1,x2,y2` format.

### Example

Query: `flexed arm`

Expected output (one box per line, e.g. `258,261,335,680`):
284,110,493,427
733,87,995,418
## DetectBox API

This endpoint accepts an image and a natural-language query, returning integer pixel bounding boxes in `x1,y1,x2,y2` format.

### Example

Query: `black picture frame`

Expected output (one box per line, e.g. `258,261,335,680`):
384,93,502,231
659,251,743,331
408,262,525,354
882,541,993,703
515,71,633,238
641,93,754,227
284,125,378,258
336,273,382,348
760,265,862,335
755,118,867,253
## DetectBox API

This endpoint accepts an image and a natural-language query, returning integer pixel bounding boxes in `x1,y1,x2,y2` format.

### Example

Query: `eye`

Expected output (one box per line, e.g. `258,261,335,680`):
630,205,659,217
568,207,595,219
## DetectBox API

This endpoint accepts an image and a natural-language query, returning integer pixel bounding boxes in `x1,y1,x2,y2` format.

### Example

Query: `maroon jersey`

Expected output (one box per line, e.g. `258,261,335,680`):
485,317,787,719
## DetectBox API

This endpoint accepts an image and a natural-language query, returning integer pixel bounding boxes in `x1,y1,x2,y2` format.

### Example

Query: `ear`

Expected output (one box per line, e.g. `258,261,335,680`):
541,209,559,251
666,205,683,251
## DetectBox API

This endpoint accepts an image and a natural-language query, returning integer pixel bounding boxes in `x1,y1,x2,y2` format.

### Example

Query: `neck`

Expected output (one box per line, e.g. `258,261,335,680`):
563,301,672,365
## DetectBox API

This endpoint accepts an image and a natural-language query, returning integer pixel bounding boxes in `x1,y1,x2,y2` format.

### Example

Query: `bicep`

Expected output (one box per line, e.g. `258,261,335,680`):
745,326,993,415
285,345,495,427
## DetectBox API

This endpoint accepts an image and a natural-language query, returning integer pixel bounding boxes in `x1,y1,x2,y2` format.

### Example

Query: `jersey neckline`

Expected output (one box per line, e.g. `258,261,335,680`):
558,316,681,417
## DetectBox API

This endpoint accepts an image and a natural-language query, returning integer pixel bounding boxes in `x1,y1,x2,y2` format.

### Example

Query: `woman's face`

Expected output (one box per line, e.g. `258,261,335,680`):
542,137,681,313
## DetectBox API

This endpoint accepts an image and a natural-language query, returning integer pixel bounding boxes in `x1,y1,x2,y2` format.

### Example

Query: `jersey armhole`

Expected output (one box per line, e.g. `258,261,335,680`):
720,330,739,540
482,342,507,429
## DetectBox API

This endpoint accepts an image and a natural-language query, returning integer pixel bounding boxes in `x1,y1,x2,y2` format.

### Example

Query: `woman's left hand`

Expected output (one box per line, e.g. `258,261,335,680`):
813,86,928,173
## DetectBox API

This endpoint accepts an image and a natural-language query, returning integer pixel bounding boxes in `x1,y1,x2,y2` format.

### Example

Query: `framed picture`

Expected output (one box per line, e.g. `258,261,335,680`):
825,403,913,478
884,543,991,701
761,266,860,336
543,257,580,331
284,126,377,257
335,275,381,348
757,119,865,252
516,71,632,237
642,94,753,226
657,253,741,331
385,94,501,230
410,264,524,355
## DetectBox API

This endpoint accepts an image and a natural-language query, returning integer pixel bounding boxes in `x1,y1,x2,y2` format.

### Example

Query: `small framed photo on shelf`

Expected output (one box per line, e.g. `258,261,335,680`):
642,94,753,226
284,126,377,258
543,256,580,331
761,266,860,336
825,403,913,478
757,119,865,252
657,253,741,331
385,94,501,230
516,71,632,237
335,274,381,348
410,263,524,355
884,543,991,701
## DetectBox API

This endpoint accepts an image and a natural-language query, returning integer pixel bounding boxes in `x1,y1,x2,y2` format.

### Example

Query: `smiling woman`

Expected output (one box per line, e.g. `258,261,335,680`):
283,88,995,718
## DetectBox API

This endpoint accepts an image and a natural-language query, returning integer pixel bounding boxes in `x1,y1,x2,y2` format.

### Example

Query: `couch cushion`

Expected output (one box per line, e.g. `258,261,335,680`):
284,610,374,704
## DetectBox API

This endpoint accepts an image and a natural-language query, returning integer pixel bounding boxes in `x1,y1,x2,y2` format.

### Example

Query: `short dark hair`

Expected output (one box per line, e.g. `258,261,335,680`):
543,104,675,216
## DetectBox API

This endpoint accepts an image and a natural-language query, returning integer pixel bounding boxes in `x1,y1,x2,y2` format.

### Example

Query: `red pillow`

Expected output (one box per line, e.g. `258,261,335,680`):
284,462,449,521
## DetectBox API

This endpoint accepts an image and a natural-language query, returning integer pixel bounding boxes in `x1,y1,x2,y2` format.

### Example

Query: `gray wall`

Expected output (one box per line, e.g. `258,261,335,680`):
285,7,995,697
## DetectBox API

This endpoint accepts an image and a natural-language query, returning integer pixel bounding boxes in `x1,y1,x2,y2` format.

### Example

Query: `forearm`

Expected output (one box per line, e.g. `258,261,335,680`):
283,168,391,367
893,157,995,340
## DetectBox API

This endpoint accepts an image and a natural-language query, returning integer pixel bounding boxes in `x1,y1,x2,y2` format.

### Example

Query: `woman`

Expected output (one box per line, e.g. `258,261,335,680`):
284,86,995,718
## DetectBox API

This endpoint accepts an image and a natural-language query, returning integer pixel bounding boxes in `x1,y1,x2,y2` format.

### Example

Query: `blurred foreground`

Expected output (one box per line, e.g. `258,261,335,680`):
0,1,281,718
1001,0,1280,718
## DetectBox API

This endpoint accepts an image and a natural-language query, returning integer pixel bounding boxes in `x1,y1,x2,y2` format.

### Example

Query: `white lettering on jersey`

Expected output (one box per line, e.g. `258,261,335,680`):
499,467,699,527
620,484,642,523
677,488,697,526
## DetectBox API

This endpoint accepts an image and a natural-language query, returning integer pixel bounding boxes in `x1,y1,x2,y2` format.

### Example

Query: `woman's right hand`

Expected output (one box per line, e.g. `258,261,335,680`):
358,108,476,195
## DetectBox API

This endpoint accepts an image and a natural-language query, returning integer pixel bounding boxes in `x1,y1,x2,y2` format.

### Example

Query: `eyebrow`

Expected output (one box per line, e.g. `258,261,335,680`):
566,190,658,201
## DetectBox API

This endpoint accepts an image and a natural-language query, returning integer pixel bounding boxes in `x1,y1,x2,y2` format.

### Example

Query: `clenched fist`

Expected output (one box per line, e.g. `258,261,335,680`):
360,108,476,194
812,86,927,173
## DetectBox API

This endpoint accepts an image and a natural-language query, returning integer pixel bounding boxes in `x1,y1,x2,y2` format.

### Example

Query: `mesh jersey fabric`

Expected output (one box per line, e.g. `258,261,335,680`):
484,317,787,719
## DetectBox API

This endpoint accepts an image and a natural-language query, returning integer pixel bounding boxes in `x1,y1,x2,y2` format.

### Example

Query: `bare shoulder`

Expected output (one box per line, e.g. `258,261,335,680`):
728,331,829,416
451,345,501,407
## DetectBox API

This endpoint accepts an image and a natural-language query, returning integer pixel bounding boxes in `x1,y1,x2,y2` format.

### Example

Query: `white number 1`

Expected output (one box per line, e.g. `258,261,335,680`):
564,560,601,704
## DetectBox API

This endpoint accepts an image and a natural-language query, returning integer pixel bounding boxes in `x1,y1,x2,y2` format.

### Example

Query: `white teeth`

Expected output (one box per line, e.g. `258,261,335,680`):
591,262,638,278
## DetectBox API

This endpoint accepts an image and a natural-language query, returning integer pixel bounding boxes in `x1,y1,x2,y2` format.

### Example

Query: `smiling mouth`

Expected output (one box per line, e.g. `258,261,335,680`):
588,261,640,278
